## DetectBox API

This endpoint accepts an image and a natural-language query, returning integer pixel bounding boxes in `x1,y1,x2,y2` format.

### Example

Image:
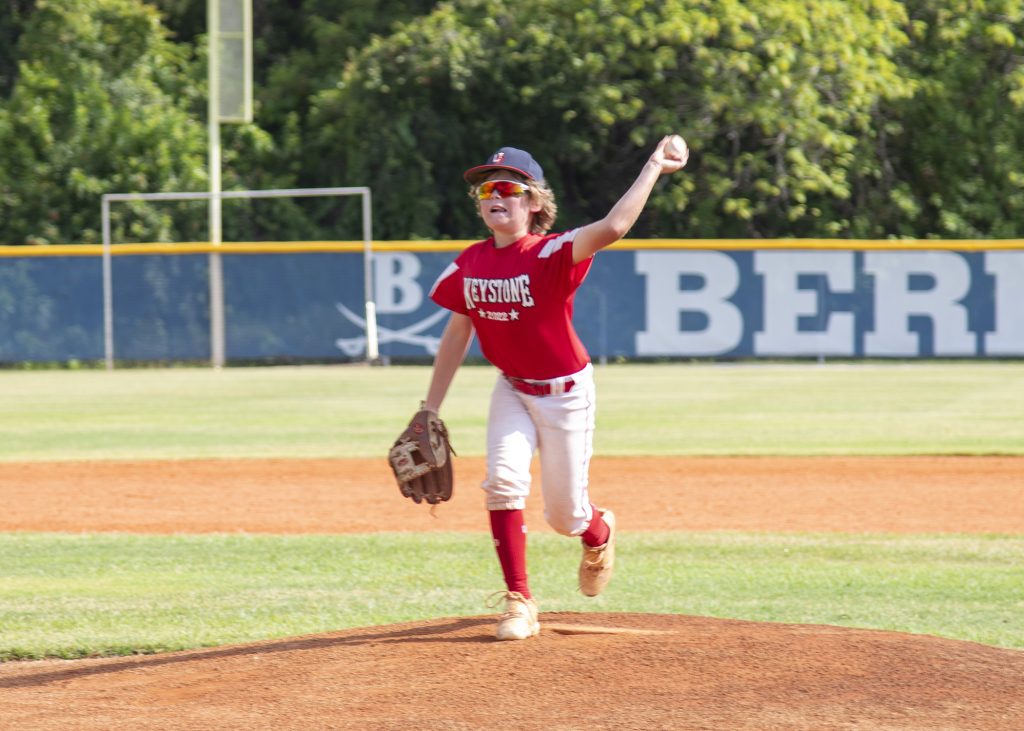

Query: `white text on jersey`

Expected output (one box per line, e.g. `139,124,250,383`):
463,275,536,311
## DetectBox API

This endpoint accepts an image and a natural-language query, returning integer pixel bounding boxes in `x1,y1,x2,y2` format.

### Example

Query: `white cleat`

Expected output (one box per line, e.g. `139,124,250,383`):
489,591,540,641
579,508,616,597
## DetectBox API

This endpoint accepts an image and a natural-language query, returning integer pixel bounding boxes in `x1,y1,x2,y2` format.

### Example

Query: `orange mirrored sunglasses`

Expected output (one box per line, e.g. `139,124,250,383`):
475,180,531,200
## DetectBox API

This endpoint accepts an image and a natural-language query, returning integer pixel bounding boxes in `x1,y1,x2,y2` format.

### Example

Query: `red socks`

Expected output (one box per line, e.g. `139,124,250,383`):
490,505,608,596
581,504,610,547
489,509,530,598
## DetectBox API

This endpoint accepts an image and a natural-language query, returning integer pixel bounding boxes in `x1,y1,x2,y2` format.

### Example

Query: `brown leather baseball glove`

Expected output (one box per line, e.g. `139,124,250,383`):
388,407,455,504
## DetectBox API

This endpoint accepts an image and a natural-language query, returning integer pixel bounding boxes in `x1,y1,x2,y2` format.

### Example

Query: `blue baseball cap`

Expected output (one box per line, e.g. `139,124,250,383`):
464,147,545,184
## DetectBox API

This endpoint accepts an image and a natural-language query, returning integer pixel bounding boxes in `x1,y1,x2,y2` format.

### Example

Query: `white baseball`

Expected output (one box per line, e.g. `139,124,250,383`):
666,134,688,161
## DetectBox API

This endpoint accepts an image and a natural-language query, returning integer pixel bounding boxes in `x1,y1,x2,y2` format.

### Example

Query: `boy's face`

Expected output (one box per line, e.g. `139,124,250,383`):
476,171,541,236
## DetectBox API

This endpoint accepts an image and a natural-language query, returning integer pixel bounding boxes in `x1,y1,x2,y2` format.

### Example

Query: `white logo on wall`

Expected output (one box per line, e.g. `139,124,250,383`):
334,252,444,356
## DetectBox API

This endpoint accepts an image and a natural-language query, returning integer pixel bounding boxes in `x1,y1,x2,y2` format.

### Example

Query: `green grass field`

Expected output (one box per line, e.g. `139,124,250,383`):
2,362,1023,460
2,532,1021,661
1,362,1022,659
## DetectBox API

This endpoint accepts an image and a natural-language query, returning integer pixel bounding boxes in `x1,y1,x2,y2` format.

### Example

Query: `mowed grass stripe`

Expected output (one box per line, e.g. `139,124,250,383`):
1,363,1023,460
1,531,1021,660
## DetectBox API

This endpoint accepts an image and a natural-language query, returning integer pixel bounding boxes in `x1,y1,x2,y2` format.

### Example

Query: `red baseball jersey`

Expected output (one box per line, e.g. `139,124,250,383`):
429,230,593,379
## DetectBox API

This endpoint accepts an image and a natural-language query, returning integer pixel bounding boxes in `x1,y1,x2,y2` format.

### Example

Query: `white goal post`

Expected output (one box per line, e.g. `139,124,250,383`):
100,186,377,370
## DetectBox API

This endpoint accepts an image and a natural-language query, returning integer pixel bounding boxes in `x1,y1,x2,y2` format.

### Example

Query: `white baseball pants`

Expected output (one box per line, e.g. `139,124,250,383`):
481,363,597,536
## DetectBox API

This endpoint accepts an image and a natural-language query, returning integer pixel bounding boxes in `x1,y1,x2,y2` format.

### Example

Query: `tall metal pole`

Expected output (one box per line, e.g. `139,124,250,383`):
362,189,379,362
101,196,114,370
208,0,226,368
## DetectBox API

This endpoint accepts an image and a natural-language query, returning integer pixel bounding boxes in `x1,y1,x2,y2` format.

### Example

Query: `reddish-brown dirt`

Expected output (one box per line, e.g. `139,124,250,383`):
3,455,1022,534
1,456,1022,730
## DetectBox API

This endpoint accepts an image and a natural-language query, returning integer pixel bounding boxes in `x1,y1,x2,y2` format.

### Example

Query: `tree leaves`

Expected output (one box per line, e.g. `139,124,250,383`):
306,0,919,239
1,0,1022,244
0,0,206,244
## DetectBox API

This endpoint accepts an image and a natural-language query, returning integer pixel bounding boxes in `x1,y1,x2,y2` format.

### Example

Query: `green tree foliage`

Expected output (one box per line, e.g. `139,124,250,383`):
0,0,36,97
0,0,207,244
132,0,437,244
305,0,915,239
860,0,1024,238
0,0,1022,244
146,0,437,134
255,0,438,120
227,0,439,242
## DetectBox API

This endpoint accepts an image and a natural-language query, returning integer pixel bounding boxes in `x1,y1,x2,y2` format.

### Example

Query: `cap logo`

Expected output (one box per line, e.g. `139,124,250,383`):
492,152,505,163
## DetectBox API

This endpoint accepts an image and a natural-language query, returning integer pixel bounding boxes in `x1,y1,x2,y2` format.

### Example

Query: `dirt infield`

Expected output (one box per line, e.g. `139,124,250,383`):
3,455,1023,534
1,456,1022,730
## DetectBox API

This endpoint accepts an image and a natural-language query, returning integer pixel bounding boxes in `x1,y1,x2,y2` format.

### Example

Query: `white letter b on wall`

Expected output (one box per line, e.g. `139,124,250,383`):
374,253,423,314
635,251,742,356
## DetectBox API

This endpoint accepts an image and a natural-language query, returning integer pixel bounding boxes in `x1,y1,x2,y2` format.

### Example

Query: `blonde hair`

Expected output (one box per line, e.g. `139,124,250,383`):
469,175,558,235
528,180,558,235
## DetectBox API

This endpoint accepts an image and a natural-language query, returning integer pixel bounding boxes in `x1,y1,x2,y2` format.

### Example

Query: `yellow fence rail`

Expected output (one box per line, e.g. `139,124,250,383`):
2,239,1024,257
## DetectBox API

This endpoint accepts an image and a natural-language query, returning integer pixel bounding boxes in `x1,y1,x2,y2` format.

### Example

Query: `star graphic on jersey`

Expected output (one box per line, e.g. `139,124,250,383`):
509,308,520,321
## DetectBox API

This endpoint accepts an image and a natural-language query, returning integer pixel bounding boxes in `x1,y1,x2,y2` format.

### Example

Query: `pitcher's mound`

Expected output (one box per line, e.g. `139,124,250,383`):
2,612,1022,730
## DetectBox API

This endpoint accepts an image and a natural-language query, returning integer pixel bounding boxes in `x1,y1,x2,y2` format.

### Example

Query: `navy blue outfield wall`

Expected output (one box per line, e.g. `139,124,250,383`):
1,245,1021,363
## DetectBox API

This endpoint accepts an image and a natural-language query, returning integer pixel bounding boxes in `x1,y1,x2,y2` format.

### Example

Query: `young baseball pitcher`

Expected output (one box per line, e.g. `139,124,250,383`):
421,136,688,640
